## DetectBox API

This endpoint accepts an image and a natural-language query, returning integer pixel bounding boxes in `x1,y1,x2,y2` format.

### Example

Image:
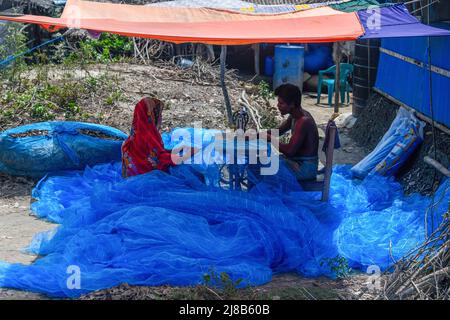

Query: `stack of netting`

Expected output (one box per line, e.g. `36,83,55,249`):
0,128,448,298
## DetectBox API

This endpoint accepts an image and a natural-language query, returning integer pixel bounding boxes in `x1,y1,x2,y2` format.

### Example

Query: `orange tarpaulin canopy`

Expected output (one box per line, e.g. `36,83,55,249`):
0,0,364,45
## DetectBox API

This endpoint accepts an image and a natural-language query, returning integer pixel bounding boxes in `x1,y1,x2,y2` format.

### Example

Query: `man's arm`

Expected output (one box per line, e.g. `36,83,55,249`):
264,116,291,142
278,116,292,136
278,118,309,157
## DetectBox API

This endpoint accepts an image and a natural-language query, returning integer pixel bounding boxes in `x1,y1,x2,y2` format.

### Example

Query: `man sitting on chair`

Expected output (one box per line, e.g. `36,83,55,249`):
269,84,319,181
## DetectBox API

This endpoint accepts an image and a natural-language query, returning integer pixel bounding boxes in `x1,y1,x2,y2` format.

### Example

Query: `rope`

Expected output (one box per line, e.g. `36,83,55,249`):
405,0,425,5
368,39,371,101
410,0,439,15
0,34,64,68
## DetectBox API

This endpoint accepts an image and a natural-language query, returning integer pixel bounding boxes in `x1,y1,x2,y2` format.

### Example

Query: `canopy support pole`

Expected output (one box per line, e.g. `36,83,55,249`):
424,156,450,178
334,50,342,114
253,44,260,76
220,45,233,126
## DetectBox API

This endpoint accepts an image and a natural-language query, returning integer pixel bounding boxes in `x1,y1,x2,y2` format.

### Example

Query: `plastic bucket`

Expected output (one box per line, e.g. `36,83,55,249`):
273,45,304,90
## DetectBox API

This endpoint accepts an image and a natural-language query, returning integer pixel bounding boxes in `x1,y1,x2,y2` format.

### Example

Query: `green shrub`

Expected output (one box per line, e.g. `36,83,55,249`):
258,80,275,100
0,22,27,62
105,89,123,106
66,33,133,64
320,255,352,279
203,267,243,298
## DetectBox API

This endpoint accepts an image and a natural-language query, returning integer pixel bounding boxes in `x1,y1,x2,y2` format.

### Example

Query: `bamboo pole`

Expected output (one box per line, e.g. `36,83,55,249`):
220,45,233,126
253,44,260,76
322,123,337,202
334,51,342,114
424,156,450,178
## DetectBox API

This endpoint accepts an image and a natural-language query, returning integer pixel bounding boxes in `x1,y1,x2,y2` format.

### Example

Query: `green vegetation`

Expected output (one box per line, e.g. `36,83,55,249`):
0,24,136,131
258,80,275,100
0,63,124,130
260,110,278,130
0,23,28,81
1,26,133,75
1,79,83,122
0,23,27,63
255,80,279,130
202,268,243,299
65,33,133,64
320,255,352,279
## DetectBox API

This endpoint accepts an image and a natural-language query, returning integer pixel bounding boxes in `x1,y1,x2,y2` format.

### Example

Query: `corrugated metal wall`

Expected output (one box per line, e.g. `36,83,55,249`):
375,28,450,128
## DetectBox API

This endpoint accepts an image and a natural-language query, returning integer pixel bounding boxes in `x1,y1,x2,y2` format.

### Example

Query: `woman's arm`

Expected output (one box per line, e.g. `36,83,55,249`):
170,146,201,165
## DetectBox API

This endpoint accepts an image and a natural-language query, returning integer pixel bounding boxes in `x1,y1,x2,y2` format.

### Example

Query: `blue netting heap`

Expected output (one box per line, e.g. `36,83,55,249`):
0,129,448,298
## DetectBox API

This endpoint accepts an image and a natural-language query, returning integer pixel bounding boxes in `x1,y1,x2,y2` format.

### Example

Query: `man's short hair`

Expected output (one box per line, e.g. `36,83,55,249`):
274,84,302,108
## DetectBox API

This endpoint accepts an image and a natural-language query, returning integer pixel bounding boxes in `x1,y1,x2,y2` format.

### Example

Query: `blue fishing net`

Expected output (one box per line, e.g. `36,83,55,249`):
0,129,448,298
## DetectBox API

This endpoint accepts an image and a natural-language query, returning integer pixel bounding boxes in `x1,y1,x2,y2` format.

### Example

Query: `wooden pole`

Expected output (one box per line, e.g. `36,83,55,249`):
253,44,260,76
334,50,342,114
424,156,450,178
220,45,233,126
322,123,337,202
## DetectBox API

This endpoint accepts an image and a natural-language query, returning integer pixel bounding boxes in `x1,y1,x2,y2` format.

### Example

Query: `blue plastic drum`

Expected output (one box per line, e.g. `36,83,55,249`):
273,45,304,90
264,56,274,77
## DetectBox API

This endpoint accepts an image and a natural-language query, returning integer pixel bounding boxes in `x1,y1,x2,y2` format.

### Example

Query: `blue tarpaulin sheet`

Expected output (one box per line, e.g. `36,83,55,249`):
0,122,128,178
382,24,450,71
375,24,450,128
0,129,448,298
358,4,450,39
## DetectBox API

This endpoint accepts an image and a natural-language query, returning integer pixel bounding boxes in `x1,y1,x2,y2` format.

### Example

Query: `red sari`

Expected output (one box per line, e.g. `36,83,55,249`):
121,98,175,177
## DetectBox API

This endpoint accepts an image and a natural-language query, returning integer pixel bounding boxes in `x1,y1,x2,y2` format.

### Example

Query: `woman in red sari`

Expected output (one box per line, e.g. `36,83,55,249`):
121,97,177,178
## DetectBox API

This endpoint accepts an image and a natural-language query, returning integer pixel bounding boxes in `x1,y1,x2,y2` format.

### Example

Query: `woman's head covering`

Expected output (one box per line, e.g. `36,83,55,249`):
146,97,163,129
122,97,174,177
131,97,163,133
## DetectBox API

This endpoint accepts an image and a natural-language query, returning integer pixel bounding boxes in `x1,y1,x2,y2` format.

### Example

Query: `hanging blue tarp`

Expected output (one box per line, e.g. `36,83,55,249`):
358,4,450,39
375,22,450,128
381,24,450,72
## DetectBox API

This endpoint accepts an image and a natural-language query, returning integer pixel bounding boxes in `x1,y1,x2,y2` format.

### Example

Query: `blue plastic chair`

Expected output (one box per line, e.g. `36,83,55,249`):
317,63,354,106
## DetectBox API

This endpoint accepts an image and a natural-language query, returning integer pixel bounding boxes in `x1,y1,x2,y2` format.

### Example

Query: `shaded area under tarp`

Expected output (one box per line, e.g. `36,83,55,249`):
0,129,447,298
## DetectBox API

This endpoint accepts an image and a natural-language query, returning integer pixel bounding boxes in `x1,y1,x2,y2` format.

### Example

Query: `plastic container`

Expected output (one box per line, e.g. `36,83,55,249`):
264,56,274,76
273,45,304,90
175,57,194,69
0,121,128,178
304,44,333,75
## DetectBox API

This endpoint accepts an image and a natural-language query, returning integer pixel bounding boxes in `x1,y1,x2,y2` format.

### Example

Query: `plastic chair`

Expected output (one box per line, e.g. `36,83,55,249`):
317,63,353,106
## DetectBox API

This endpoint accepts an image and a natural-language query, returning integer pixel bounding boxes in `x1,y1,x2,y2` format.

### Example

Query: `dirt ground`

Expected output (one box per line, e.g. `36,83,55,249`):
0,63,368,300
